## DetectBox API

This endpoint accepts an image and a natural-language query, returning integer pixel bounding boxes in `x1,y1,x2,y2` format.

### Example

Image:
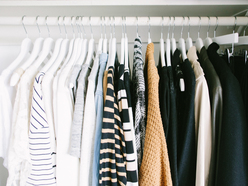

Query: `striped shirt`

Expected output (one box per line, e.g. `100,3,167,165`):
117,64,138,185
27,72,56,186
99,66,127,186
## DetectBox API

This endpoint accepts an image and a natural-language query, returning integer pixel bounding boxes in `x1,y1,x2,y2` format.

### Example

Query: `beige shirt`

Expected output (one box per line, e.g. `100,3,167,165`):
187,46,212,186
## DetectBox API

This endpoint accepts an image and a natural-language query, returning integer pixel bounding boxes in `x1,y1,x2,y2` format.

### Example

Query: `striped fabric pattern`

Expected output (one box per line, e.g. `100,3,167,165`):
27,72,56,186
132,36,146,170
118,64,139,185
99,66,127,186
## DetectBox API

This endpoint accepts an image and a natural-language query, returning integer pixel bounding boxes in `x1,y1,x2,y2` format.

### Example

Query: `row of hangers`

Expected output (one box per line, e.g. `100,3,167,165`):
6,16,248,89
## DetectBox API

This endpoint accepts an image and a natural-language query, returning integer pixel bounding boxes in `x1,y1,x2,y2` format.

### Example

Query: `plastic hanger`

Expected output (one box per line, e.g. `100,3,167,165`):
171,17,177,54
195,17,204,53
236,19,248,46
40,16,64,73
47,16,69,76
97,17,103,53
160,17,166,67
105,17,113,70
186,17,193,52
179,17,187,61
148,17,152,44
120,17,125,65
84,16,95,65
30,16,54,72
212,17,239,45
103,17,108,54
204,16,213,49
110,17,117,68
166,17,171,67
7,16,33,76
124,17,129,70
10,16,43,86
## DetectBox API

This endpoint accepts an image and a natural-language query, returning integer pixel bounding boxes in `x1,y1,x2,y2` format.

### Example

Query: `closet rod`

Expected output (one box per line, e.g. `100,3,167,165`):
0,16,248,26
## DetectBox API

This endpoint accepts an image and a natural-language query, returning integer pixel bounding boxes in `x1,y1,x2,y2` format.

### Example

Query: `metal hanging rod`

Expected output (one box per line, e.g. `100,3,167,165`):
0,16,248,26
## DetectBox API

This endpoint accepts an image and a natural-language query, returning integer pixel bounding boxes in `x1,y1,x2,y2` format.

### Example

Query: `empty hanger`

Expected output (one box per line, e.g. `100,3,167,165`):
166,17,171,67
160,17,166,67
7,15,33,76
10,16,44,86
40,16,64,73
171,17,177,54
179,17,187,61
186,16,193,52
212,16,239,45
120,17,125,65
103,17,108,54
148,17,152,44
47,16,69,76
195,16,204,53
84,16,95,66
204,16,213,49
124,16,129,70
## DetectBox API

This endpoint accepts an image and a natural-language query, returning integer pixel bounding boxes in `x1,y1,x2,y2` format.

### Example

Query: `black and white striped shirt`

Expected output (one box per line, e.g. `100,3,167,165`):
27,72,56,186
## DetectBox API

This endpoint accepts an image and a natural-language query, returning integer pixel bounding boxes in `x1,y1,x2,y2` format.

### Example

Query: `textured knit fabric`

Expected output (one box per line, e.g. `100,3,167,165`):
92,53,108,186
79,53,99,186
132,36,146,171
177,58,196,186
103,70,108,105
187,46,212,186
68,64,82,100
99,66,127,186
139,43,172,186
207,43,248,186
199,47,223,186
69,63,91,158
26,72,56,186
117,64,138,185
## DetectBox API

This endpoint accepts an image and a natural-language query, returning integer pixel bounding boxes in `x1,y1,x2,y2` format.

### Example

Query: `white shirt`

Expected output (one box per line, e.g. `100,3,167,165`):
55,65,79,186
7,64,42,186
187,46,212,186
79,54,99,186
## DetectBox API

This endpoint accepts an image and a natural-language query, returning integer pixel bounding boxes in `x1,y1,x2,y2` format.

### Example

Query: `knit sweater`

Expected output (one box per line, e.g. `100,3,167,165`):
139,43,172,186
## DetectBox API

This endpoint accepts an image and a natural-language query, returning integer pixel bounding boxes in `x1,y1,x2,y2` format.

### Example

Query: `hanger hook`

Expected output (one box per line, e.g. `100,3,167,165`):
214,16,218,37
80,17,86,38
198,16,201,38
109,16,112,39
104,17,106,39
161,16,164,39
167,16,171,39
113,17,115,38
233,16,237,33
125,17,127,35
181,17,185,38
45,16,50,37
89,16,93,39
136,16,139,37
58,16,62,37
207,16,210,37
188,16,190,38
148,16,151,40
243,19,248,36
36,16,41,37
22,15,28,38
63,16,67,39
75,16,81,38
100,16,103,38
71,16,75,39
172,16,175,39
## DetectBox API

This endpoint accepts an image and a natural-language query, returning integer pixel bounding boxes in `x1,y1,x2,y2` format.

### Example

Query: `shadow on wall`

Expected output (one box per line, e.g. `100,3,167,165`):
0,158,8,186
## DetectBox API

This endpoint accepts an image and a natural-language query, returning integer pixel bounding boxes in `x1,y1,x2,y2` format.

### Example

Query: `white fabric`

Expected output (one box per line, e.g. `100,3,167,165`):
0,68,18,168
55,65,79,186
187,46,212,186
79,54,99,186
6,64,41,186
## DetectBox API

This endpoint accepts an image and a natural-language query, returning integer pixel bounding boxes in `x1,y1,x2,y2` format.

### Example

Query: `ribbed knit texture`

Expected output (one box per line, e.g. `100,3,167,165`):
139,43,172,186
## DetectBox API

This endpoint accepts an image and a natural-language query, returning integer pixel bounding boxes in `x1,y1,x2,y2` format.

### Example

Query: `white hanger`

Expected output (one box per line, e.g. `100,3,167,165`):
212,17,239,45
103,17,108,54
160,17,166,67
97,17,103,53
7,16,33,76
179,17,187,61
171,17,177,54
195,17,204,53
186,17,193,52
124,17,129,70
236,23,248,45
120,17,125,65
41,16,64,73
47,16,70,76
84,17,95,65
10,16,43,86
166,17,171,67
148,17,152,44
105,17,113,70
110,17,117,68
204,16,213,49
